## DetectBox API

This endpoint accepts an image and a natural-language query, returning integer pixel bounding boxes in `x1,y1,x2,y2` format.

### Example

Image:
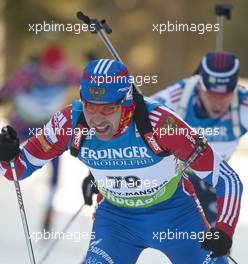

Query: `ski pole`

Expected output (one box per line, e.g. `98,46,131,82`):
76,11,142,94
192,3,234,74
215,4,233,51
181,136,211,229
181,141,238,264
10,161,36,264
39,203,85,264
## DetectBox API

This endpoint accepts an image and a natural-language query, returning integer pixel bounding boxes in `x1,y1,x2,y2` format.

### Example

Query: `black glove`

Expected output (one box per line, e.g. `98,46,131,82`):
201,228,232,258
0,126,20,163
82,171,99,206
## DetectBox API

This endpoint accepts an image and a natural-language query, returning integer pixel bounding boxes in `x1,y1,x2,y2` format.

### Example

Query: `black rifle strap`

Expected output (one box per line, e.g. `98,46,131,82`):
70,112,89,157
133,93,170,157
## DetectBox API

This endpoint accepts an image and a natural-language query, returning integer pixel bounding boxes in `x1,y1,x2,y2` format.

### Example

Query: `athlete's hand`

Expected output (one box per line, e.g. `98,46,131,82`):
201,228,232,258
82,171,99,206
0,126,20,163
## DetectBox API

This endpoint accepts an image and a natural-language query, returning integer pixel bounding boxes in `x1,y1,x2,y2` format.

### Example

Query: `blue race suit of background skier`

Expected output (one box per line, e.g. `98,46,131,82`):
152,51,248,226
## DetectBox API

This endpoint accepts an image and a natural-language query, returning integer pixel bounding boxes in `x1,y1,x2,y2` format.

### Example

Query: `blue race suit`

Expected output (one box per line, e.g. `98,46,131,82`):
1,98,242,264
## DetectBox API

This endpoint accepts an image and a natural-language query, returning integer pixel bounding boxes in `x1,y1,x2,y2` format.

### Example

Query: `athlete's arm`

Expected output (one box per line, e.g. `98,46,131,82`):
150,105,243,237
0,105,72,180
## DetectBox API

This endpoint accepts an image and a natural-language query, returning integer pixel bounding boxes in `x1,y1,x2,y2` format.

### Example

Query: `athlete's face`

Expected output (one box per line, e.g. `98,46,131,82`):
83,101,122,140
198,87,234,118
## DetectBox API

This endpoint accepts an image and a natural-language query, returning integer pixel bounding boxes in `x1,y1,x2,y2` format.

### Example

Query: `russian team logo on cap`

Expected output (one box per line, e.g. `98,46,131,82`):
89,87,106,100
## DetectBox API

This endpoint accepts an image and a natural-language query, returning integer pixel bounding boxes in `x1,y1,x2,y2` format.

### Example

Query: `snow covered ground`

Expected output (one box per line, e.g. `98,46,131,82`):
0,116,247,264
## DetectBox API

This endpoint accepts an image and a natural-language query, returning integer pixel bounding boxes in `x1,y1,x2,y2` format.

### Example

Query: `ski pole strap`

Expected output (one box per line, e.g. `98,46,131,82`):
133,93,170,157
70,112,89,157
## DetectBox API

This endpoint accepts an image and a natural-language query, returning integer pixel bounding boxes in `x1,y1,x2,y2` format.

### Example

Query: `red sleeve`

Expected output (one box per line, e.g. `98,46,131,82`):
25,105,72,159
151,106,214,171
1,105,72,180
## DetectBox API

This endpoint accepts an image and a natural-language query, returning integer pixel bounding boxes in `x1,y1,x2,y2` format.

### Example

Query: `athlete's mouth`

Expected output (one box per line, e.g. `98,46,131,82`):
95,125,110,134
212,109,223,115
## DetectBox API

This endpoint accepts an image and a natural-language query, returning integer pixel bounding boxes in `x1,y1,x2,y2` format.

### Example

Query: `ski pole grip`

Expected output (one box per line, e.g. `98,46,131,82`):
76,11,91,24
77,11,112,34
101,19,112,34
215,4,233,20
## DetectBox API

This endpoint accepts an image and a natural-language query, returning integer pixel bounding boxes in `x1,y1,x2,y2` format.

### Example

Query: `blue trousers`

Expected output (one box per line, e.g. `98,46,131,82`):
83,186,228,264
